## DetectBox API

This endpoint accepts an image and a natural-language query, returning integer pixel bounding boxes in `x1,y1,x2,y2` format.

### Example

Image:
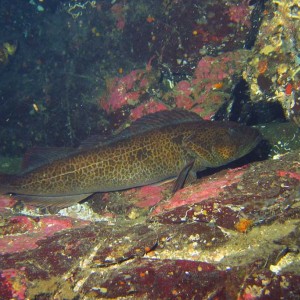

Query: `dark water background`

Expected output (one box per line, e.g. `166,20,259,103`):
0,0,297,168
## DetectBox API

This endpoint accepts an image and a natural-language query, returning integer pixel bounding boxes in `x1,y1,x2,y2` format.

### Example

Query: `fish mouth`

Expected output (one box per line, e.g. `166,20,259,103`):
254,133,263,147
240,127,263,156
251,127,263,146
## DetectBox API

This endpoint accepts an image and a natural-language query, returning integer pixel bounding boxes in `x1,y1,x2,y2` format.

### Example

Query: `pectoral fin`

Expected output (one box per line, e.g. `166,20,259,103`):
173,161,195,193
182,134,214,167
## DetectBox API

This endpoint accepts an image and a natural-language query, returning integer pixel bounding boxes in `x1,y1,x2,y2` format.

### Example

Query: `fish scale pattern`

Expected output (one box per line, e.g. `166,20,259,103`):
0,111,261,210
9,121,260,196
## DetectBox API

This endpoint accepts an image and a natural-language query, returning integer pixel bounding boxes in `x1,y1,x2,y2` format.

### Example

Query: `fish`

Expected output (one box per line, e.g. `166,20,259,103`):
0,110,262,209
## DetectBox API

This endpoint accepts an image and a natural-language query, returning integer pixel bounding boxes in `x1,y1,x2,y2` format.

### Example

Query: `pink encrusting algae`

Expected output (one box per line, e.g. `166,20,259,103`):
277,170,300,181
130,100,168,121
193,55,232,92
99,49,248,119
157,50,249,119
226,1,251,28
100,69,146,113
0,268,27,300
0,216,90,254
133,185,166,208
173,80,194,110
152,167,246,215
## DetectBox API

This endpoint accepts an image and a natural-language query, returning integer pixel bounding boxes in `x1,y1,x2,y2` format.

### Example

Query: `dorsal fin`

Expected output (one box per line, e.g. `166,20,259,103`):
21,111,202,166
79,134,112,149
112,109,203,141
80,109,203,149
21,147,76,172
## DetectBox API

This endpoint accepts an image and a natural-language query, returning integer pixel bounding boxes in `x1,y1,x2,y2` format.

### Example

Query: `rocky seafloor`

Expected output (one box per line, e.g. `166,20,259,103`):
1,0,300,298
0,128,300,299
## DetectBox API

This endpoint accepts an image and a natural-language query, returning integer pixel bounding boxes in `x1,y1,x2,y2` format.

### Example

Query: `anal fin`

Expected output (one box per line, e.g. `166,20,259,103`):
12,193,93,210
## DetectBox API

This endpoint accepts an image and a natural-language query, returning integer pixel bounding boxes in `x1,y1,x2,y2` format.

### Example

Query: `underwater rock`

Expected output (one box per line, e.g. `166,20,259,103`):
1,148,300,298
1,0,300,298
243,0,300,124
101,50,250,120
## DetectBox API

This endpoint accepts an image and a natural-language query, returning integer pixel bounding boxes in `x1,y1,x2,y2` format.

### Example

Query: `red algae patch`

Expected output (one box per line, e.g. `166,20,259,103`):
0,216,90,254
277,170,300,181
1,152,300,299
152,168,246,215
0,268,27,300
134,185,166,208
130,100,168,121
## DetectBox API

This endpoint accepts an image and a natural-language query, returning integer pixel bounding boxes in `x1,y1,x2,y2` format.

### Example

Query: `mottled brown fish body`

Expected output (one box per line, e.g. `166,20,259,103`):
0,110,261,207
12,126,188,196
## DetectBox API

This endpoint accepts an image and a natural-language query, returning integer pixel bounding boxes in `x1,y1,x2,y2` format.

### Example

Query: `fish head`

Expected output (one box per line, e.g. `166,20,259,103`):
209,122,262,166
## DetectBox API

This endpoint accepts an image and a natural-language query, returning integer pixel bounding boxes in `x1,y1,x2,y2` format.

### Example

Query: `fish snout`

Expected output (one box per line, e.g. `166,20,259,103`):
232,125,262,157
